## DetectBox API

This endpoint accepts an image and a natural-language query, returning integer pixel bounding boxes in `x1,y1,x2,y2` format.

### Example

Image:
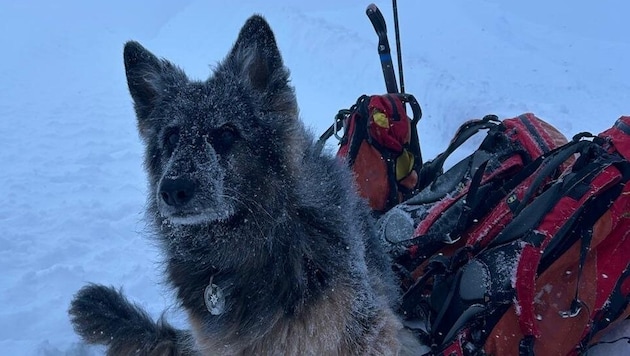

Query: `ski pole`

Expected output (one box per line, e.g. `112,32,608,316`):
366,3,398,94
392,0,405,94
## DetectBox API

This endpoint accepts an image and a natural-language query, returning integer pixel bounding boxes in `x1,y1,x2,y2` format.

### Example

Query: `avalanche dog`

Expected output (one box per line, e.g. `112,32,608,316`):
69,15,418,355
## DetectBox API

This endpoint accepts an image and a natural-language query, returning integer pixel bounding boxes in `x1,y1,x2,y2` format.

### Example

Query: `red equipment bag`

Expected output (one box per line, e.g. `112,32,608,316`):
383,115,630,355
331,93,422,212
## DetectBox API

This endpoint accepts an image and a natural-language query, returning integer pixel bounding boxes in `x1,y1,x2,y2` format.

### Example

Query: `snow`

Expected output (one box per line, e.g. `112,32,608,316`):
1,0,628,354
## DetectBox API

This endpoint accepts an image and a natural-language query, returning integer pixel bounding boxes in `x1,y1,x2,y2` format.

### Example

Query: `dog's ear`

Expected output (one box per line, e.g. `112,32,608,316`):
224,15,297,116
124,41,187,121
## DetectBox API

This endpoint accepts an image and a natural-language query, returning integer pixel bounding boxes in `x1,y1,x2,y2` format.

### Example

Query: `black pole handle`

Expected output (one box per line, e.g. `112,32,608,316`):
366,4,399,93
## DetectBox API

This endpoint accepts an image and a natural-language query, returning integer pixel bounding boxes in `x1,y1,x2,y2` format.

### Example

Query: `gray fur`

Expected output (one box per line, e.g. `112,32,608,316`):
69,15,419,355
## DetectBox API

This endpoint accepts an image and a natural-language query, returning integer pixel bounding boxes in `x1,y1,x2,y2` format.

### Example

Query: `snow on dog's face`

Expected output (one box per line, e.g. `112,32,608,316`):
124,16,300,226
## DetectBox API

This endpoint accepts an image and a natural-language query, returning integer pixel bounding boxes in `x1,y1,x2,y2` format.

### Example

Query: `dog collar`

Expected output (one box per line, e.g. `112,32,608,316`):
204,275,226,315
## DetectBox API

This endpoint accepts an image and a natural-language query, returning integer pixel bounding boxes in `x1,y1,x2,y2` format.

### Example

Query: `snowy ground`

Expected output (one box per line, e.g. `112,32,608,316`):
1,0,628,354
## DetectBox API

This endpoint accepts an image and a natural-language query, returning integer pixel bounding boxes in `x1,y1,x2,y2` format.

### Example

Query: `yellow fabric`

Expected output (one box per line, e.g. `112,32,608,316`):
396,149,415,180
372,111,389,128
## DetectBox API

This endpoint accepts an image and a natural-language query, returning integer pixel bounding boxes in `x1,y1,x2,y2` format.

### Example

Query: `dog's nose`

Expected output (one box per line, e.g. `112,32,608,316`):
159,178,196,206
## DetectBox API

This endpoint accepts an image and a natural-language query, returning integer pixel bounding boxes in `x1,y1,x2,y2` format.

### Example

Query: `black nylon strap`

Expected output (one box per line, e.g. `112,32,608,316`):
346,96,371,166
581,267,630,352
514,139,592,215
519,335,536,356
455,160,489,233
418,115,501,190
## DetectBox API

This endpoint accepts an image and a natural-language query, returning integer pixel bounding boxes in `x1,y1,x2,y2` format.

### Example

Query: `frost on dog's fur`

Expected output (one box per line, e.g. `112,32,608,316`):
69,15,419,355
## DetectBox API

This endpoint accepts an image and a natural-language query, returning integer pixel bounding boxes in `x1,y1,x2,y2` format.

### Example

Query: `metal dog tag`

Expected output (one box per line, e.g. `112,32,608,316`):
204,282,226,315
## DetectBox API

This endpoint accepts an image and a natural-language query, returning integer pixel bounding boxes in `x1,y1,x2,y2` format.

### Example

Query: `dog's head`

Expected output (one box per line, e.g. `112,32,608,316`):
124,15,302,226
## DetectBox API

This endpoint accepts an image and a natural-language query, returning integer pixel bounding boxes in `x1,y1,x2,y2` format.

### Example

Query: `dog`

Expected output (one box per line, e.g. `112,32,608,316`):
69,15,419,355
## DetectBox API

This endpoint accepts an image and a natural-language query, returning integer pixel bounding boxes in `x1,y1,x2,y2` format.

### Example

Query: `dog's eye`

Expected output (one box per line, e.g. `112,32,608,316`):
209,126,238,154
163,128,180,152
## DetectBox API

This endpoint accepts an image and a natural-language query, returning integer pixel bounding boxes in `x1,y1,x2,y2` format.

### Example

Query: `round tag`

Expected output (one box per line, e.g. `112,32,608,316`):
204,283,226,315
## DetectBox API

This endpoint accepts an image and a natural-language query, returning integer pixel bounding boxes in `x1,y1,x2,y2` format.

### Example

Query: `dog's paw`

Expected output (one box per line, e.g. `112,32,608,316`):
69,284,145,344
68,284,188,355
